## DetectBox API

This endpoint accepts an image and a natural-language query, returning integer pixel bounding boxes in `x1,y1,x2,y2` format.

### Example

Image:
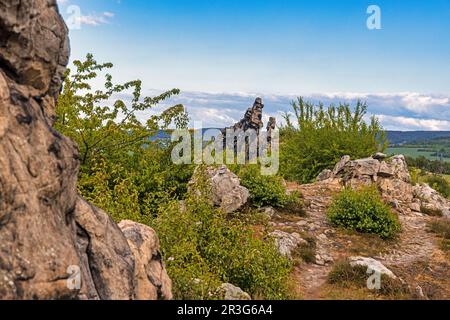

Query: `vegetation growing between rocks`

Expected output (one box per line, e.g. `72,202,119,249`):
327,187,401,239
55,54,194,222
327,260,409,298
56,55,291,300
155,168,292,300
279,98,387,184
231,164,302,211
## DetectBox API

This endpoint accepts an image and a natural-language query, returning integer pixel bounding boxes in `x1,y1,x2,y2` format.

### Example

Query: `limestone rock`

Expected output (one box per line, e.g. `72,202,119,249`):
349,257,397,279
378,161,394,177
346,158,381,177
190,165,249,213
118,220,173,300
219,283,251,300
333,155,351,175
270,230,308,259
388,155,411,183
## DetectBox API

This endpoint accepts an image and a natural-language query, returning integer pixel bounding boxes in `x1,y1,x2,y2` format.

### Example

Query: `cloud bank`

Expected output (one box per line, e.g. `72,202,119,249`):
138,90,449,131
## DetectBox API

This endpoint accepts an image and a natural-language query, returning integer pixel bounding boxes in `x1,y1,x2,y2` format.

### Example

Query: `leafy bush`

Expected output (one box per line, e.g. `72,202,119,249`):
154,168,292,300
327,187,401,239
279,98,387,183
425,175,450,199
232,164,301,211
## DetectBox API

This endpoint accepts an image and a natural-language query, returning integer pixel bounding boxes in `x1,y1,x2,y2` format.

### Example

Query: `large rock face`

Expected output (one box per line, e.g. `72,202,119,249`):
118,220,173,300
0,0,171,300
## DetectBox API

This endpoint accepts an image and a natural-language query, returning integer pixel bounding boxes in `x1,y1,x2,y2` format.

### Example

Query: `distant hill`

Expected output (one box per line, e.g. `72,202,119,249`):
386,131,450,145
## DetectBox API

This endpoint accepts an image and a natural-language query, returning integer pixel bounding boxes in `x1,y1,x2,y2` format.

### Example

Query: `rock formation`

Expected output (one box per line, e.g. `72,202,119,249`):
0,0,171,300
226,98,265,133
317,154,450,217
221,98,276,158
189,165,249,213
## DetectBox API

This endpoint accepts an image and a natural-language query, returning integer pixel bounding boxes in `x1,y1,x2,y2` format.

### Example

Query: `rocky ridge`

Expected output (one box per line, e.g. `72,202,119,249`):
0,0,171,300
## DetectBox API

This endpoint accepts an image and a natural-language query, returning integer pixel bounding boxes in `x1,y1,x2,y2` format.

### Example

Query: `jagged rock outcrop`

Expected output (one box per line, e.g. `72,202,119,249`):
317,154,450,217
189,165,249,213
225,98,265,133
118,220,173,300
270,230,308,260
0,0,171,300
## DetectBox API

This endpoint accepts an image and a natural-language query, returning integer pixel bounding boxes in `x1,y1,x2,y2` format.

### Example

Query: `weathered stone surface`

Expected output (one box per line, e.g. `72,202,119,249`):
378,161,394,177
333,155,351,175
218,283,251,300
0,0,171,300
388,155,411,183
118,220,173,300
349,257,397,279
75,198,135,300
270,230,308,259
0,0,80,299
414,184,450,218
317,169,333,182
190,165,249,213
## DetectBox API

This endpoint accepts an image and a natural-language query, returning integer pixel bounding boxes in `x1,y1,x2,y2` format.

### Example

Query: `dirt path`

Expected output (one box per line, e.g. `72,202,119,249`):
271,181,449,300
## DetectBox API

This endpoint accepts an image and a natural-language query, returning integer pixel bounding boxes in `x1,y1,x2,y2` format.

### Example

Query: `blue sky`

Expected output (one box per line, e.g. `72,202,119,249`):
57,0,450,130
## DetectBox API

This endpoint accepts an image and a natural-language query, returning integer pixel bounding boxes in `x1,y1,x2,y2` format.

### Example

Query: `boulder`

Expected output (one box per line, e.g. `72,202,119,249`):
219,283,251,300
190,165,249,213
413,184,450,218
349,257,397,279
333,155,351,175
270,230,308,259
118,220,173,300
0,0,171,300
346,158,381,177
75,198,135,300
388,155,411,183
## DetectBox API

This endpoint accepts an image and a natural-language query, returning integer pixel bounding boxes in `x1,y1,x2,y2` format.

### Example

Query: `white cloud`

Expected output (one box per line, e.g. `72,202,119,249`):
103,11,115,18
376,115,450,131
102,89,450,131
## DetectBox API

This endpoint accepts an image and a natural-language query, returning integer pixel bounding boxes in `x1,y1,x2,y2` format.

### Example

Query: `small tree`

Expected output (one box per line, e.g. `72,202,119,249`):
55,54,192,221
280,98,387,183
55,53,189,171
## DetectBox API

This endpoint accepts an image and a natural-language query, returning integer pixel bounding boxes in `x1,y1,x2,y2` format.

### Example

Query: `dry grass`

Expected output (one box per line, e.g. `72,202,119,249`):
326,260,410,299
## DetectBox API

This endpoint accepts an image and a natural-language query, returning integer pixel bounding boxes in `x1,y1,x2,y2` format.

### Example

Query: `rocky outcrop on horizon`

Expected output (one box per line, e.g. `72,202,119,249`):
0,0,171,300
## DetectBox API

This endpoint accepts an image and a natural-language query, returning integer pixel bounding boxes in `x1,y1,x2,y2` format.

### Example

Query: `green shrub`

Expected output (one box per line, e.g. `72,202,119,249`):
233,164,301,210
425,175,450,199
327,187,401,239
279,98,387,184
154,168,292,300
